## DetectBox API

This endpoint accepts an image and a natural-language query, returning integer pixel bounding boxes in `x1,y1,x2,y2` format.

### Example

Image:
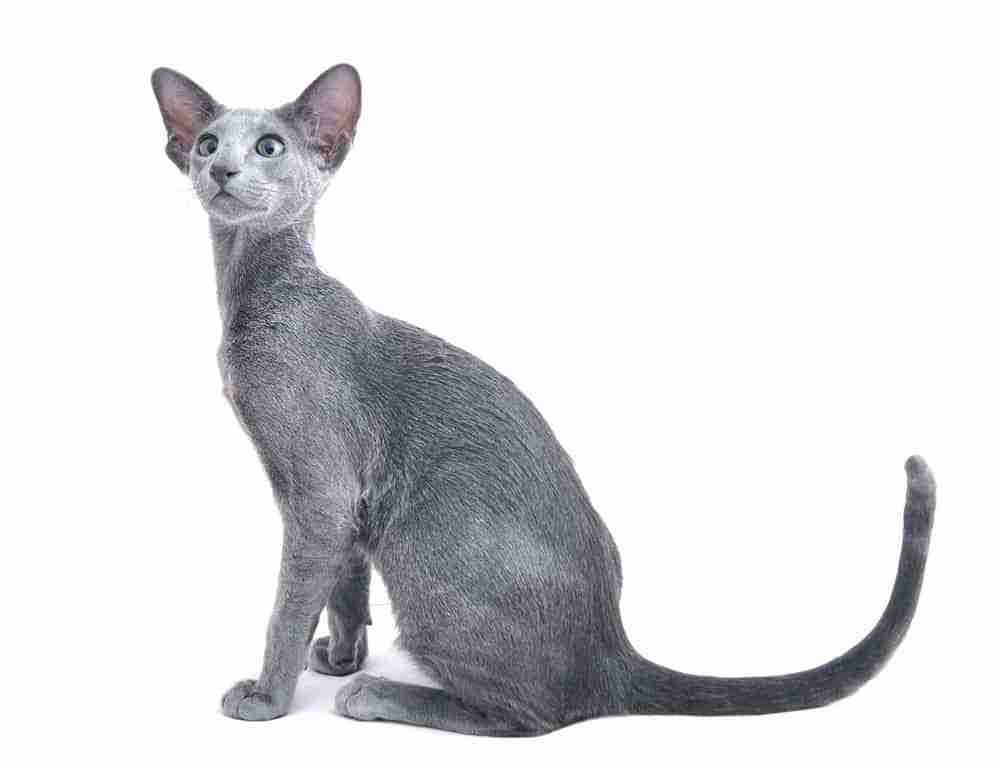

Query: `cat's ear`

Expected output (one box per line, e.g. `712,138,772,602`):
285,64,361,171
151,68,221,174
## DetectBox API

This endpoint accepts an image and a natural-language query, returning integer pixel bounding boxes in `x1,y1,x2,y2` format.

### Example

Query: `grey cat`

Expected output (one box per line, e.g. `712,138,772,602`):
151,64,936,736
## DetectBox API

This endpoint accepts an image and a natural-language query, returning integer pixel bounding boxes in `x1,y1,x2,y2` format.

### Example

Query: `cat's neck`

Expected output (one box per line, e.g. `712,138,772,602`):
210,213,318,329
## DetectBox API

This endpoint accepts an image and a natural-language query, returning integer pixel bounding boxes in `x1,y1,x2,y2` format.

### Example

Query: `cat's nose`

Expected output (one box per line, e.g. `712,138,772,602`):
210,164,239,188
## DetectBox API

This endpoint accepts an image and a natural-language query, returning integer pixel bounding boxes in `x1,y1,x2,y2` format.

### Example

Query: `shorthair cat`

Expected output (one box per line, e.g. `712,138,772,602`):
151,64,936,736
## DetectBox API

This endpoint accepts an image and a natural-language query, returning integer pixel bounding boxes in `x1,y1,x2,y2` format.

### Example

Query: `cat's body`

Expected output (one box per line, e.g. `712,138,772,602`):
213,217,627,732
153,65,935,735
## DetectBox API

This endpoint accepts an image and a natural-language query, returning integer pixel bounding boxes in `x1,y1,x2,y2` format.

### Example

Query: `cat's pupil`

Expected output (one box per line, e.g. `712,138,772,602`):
256,136,285,158
198,136,217,156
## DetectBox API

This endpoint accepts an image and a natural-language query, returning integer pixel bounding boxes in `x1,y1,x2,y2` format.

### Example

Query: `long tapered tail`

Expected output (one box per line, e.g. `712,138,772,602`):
625,455,935,716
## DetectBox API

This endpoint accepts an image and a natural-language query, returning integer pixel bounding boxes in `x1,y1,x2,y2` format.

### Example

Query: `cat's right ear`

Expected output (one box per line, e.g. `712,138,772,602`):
151,68,221,174
284,64,362,172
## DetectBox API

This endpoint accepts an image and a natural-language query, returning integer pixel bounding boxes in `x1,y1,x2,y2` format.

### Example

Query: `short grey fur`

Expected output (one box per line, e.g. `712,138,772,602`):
151,65,936,736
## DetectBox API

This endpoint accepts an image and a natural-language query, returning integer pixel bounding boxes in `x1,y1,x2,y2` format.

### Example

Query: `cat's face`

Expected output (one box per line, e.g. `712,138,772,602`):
185,107,327,227
152,66,361,227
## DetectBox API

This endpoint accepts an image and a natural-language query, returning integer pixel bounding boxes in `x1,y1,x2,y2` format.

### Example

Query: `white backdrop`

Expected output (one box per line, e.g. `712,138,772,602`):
3,1,995,765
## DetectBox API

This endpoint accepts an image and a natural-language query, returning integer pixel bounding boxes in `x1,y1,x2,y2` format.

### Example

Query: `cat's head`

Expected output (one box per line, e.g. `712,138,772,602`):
151,66,361,227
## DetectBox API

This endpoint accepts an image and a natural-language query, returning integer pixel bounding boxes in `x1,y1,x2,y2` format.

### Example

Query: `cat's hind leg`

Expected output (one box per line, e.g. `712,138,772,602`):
309,548,371,676
334,674,540,737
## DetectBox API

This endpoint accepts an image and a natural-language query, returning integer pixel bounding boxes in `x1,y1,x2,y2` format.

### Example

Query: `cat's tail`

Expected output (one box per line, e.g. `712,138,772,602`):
623,455,935,716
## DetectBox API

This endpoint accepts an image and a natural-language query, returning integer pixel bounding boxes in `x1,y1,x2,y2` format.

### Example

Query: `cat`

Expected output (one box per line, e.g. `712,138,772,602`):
151,64,936,736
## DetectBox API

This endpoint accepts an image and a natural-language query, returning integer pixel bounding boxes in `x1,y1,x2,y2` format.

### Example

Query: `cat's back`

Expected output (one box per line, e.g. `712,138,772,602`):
361,313,618,556
364,313,566,467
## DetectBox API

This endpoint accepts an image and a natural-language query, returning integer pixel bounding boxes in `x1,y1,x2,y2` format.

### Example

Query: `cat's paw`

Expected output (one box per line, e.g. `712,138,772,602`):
334,673,391,721
308,629,368,677
220,679,287,721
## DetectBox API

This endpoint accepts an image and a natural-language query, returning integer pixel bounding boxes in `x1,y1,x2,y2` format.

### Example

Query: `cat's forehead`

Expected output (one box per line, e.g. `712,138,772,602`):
207,108,287,137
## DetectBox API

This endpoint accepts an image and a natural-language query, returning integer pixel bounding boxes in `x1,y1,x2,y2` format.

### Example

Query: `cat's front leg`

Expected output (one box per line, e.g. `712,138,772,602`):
309,547,372,676
221,526,343,721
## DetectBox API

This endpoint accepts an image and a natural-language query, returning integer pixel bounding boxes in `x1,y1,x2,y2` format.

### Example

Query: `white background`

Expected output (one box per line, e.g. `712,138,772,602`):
3,1,996,765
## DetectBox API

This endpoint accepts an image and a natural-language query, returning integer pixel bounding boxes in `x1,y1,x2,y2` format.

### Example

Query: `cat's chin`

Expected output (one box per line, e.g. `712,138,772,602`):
205,192,267,224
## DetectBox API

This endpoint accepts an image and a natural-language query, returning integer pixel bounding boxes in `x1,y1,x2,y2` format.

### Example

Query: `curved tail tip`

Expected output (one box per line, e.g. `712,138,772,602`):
904,454,936,536
905,455,934,494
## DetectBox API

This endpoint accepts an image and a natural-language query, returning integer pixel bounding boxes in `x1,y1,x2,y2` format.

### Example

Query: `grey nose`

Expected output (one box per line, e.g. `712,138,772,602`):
210,164,238,188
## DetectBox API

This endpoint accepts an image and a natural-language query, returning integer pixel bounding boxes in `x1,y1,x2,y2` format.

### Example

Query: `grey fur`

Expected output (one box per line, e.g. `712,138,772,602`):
151,65,937,735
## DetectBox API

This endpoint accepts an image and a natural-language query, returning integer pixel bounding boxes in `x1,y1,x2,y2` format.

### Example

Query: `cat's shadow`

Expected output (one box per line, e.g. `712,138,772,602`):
290,668,353,714
291,607,439,715
291,646,440,714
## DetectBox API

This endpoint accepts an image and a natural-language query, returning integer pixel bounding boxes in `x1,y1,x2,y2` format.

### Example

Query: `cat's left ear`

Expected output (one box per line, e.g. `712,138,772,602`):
284,64,362,171
151,68,221,174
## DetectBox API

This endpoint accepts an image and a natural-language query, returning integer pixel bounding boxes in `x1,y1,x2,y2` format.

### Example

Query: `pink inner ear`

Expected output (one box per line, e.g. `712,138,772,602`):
156,73,215,150
300,66,361,150
164,99,200,147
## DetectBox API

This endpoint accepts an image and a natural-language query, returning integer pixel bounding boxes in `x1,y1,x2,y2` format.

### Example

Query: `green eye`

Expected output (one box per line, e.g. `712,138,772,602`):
256,135,286,158
196,134,218,156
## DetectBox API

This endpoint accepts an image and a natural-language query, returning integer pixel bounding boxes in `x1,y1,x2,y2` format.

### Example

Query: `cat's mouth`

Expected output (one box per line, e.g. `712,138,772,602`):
213,189,244,204
210,189,263,212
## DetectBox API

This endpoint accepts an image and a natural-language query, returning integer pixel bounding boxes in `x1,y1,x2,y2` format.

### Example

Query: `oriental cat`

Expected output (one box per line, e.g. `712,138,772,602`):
151,65,935,735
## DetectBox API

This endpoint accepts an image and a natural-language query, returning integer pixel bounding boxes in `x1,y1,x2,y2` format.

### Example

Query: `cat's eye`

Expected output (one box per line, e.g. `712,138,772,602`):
196,134,218,157
256,135,286,158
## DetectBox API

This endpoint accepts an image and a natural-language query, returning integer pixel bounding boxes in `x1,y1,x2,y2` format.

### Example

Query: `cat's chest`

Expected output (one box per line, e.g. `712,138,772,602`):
216,326,299,410
218,350,243,404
